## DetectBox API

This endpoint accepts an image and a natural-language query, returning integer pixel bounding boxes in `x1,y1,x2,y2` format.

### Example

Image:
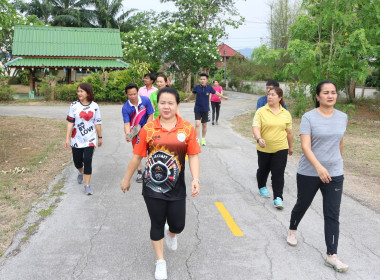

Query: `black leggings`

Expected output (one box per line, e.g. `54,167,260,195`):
290,174,344,255
143,196,186,241
211,101,221,122
256,149,288,200
72,147,95,175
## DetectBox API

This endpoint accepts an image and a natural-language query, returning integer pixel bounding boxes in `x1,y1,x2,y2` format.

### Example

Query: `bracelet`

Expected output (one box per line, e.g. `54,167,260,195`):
256,137,261,143
98,136,103,138
192,178,200,183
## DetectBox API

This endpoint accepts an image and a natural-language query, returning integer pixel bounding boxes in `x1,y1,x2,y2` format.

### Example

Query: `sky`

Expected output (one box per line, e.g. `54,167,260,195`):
123,0,271,50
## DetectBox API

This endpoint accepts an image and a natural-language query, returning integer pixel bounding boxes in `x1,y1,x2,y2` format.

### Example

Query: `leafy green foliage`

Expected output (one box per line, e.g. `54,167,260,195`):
0,82,15,101
288,82,313,118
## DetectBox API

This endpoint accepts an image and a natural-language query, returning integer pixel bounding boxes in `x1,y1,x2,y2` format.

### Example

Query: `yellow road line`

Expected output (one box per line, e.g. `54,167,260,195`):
214,202,244,236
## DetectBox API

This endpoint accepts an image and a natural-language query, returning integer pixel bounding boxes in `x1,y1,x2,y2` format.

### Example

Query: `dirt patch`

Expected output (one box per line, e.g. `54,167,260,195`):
0,116,71,257
9,85,30,94
231,101,380,213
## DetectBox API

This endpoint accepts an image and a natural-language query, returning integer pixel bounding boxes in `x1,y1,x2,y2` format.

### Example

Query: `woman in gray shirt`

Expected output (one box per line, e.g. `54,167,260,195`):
287,81,349,272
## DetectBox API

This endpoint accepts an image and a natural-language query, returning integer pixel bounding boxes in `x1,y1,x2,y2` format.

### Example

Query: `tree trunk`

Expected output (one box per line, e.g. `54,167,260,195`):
185,72,192,93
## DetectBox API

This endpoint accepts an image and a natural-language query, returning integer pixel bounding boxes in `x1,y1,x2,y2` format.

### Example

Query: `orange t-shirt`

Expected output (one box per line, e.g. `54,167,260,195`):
133,115,201,200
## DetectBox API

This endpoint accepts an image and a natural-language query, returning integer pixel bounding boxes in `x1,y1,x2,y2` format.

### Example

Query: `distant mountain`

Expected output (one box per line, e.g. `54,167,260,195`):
237,48,253,59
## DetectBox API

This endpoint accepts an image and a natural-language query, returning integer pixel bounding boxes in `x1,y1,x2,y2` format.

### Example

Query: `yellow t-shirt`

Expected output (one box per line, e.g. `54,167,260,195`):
252,104,292,153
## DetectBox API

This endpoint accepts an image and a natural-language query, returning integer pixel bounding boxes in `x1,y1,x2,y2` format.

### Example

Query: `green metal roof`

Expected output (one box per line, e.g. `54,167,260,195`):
12,26,123,57
5,57,128,68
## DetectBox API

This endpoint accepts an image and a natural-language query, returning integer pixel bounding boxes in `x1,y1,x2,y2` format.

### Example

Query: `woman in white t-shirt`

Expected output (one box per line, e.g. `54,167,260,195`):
65,83,102,195
287,81,349,272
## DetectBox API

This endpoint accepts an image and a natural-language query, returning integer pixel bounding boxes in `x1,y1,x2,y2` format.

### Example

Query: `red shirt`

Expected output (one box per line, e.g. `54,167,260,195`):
134,115,201,200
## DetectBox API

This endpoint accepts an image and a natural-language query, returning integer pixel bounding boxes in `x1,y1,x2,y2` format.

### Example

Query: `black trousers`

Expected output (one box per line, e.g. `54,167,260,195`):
290,174,344,255
72,147,95,175
211,101,221,122
256,149,288,200
143,196,186,241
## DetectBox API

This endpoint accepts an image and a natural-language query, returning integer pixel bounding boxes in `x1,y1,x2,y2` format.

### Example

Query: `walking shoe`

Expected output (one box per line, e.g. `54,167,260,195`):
325,254,349,272
164,223,178,251
155,260,167,280
212,121,214,125
126,124,141,141
77,172,83,184
136,173,143,183
287,229,297,246
84,184,93,195
274,197,283,209
216,121,218,125
259,186,270,198
201,138,207,146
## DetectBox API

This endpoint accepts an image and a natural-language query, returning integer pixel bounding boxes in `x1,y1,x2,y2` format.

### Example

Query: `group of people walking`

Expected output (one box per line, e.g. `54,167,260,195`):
65,76,349,279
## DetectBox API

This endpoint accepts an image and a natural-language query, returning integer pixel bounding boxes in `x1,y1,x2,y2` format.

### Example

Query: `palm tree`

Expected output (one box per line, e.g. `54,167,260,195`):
93,0,135,29
14,0,53,24
50,0,94,27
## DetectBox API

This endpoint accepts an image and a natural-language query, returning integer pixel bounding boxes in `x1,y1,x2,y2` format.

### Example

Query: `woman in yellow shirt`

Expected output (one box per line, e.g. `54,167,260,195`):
252,87,293,209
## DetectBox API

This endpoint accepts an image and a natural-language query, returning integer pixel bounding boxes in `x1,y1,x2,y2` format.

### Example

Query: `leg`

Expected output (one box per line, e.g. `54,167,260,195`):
143,196,168,260
215,102,221,122
211,102,216,123
201,122,207,138
72,147,84,172
83,146,95,185
289,174,321,230
320,175,344,255
166,199,186,236
269,149,288,200
256,150,272,189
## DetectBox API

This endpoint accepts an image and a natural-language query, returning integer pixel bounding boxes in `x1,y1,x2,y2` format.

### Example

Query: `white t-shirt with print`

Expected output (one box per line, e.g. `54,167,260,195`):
66,101,102,148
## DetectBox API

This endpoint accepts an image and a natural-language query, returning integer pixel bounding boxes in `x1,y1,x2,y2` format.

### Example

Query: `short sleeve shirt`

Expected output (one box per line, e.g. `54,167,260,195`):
122,96,154,127
297,109,348,177
66,101,102,148
133,116,201,201
211,86,223,102
252,104,292,153
192,84,216,112
138,85,157,98
150,90,159,118
256,96,288,110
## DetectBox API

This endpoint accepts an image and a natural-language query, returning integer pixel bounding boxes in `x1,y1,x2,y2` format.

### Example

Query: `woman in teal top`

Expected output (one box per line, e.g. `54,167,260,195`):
150,74,170,119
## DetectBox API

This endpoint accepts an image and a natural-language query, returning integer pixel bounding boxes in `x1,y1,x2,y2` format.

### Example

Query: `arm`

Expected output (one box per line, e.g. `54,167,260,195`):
147,114,153,123
95,124,102,147
120,154,143,192
286,129,293,156
65,122,74,149
124,122,131,142
300,134,331,183
184,92,194,102
253,126,266,148
340,138,344,156
188,154,200,197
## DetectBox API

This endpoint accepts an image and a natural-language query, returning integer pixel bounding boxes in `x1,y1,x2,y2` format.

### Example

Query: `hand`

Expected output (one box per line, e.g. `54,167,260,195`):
125,134,131,142
120,178,131,193
184,98,189,103
258,138,266,148
288,147,293,156
224,96,229,100
191,180,200,197
64,138,70,149
316,166,332,183
98,138,103,147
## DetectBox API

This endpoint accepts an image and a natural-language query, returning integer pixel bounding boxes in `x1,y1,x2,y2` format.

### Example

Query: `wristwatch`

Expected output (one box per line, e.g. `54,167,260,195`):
256,138,261,143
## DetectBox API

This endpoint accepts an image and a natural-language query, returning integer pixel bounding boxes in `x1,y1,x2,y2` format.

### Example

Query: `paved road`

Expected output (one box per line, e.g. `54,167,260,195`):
0,92,379,280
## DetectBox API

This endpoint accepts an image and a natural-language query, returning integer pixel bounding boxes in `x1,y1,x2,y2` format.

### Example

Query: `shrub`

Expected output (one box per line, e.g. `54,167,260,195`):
178,91,188,102
288,82,312,118
54,84,78,101
242,84,252,93
0,83,14,101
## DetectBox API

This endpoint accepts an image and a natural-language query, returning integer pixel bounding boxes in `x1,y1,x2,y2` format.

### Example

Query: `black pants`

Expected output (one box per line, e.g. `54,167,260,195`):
143,196,186,241
72,147,95,175
289,174,344,255
256,149,288,200
211,101,221,122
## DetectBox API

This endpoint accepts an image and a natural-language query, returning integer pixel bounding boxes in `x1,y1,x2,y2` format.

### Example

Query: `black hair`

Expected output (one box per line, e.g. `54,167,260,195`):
269,87,285,107
200,73,209,79
213,80,219,83
144,73,156,82
125,83,138,94
315,80,337,108
78,83,94,102
156,74,169,84
266,80,279,87
157,87,180,104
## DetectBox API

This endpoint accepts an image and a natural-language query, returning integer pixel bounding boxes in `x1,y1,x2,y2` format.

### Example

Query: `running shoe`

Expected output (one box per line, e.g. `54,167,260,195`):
201,138,207,146
84,184,93,195
164,223,178,251
216,121,218,125
287,229,297,246
126,124,141,141
136,173,143,183
259,186,270,198
155,260,167,280
325,254,349,272
77,172,83,184
212,121,215,125
274,197,283,209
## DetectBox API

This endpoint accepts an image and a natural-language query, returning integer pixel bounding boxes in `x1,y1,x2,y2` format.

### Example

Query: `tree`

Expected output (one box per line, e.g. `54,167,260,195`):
93,0,136,29
50,0,93,27
285,0,379,101
267,0,301,49
14,0,52,24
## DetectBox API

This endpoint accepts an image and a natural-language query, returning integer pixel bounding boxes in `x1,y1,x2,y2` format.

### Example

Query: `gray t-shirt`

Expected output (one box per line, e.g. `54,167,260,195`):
297,108,348,177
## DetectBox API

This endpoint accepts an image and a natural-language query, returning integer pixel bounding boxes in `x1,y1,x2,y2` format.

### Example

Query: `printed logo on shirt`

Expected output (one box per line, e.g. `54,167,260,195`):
177,133,186,142
136,136,140,145
79,110,94,121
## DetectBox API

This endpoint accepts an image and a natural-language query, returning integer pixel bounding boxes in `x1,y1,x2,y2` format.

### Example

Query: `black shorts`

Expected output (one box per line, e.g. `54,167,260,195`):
194,111,210,123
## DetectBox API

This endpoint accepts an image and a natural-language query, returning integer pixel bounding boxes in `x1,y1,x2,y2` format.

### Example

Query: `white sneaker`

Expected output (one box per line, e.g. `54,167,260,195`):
325,254,349,272
286,229,297,246
164,223,177,251
155,260,167,280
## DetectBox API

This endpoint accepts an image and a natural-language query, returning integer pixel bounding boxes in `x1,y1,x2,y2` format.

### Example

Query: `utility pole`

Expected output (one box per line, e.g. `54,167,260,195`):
224,47,227,85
